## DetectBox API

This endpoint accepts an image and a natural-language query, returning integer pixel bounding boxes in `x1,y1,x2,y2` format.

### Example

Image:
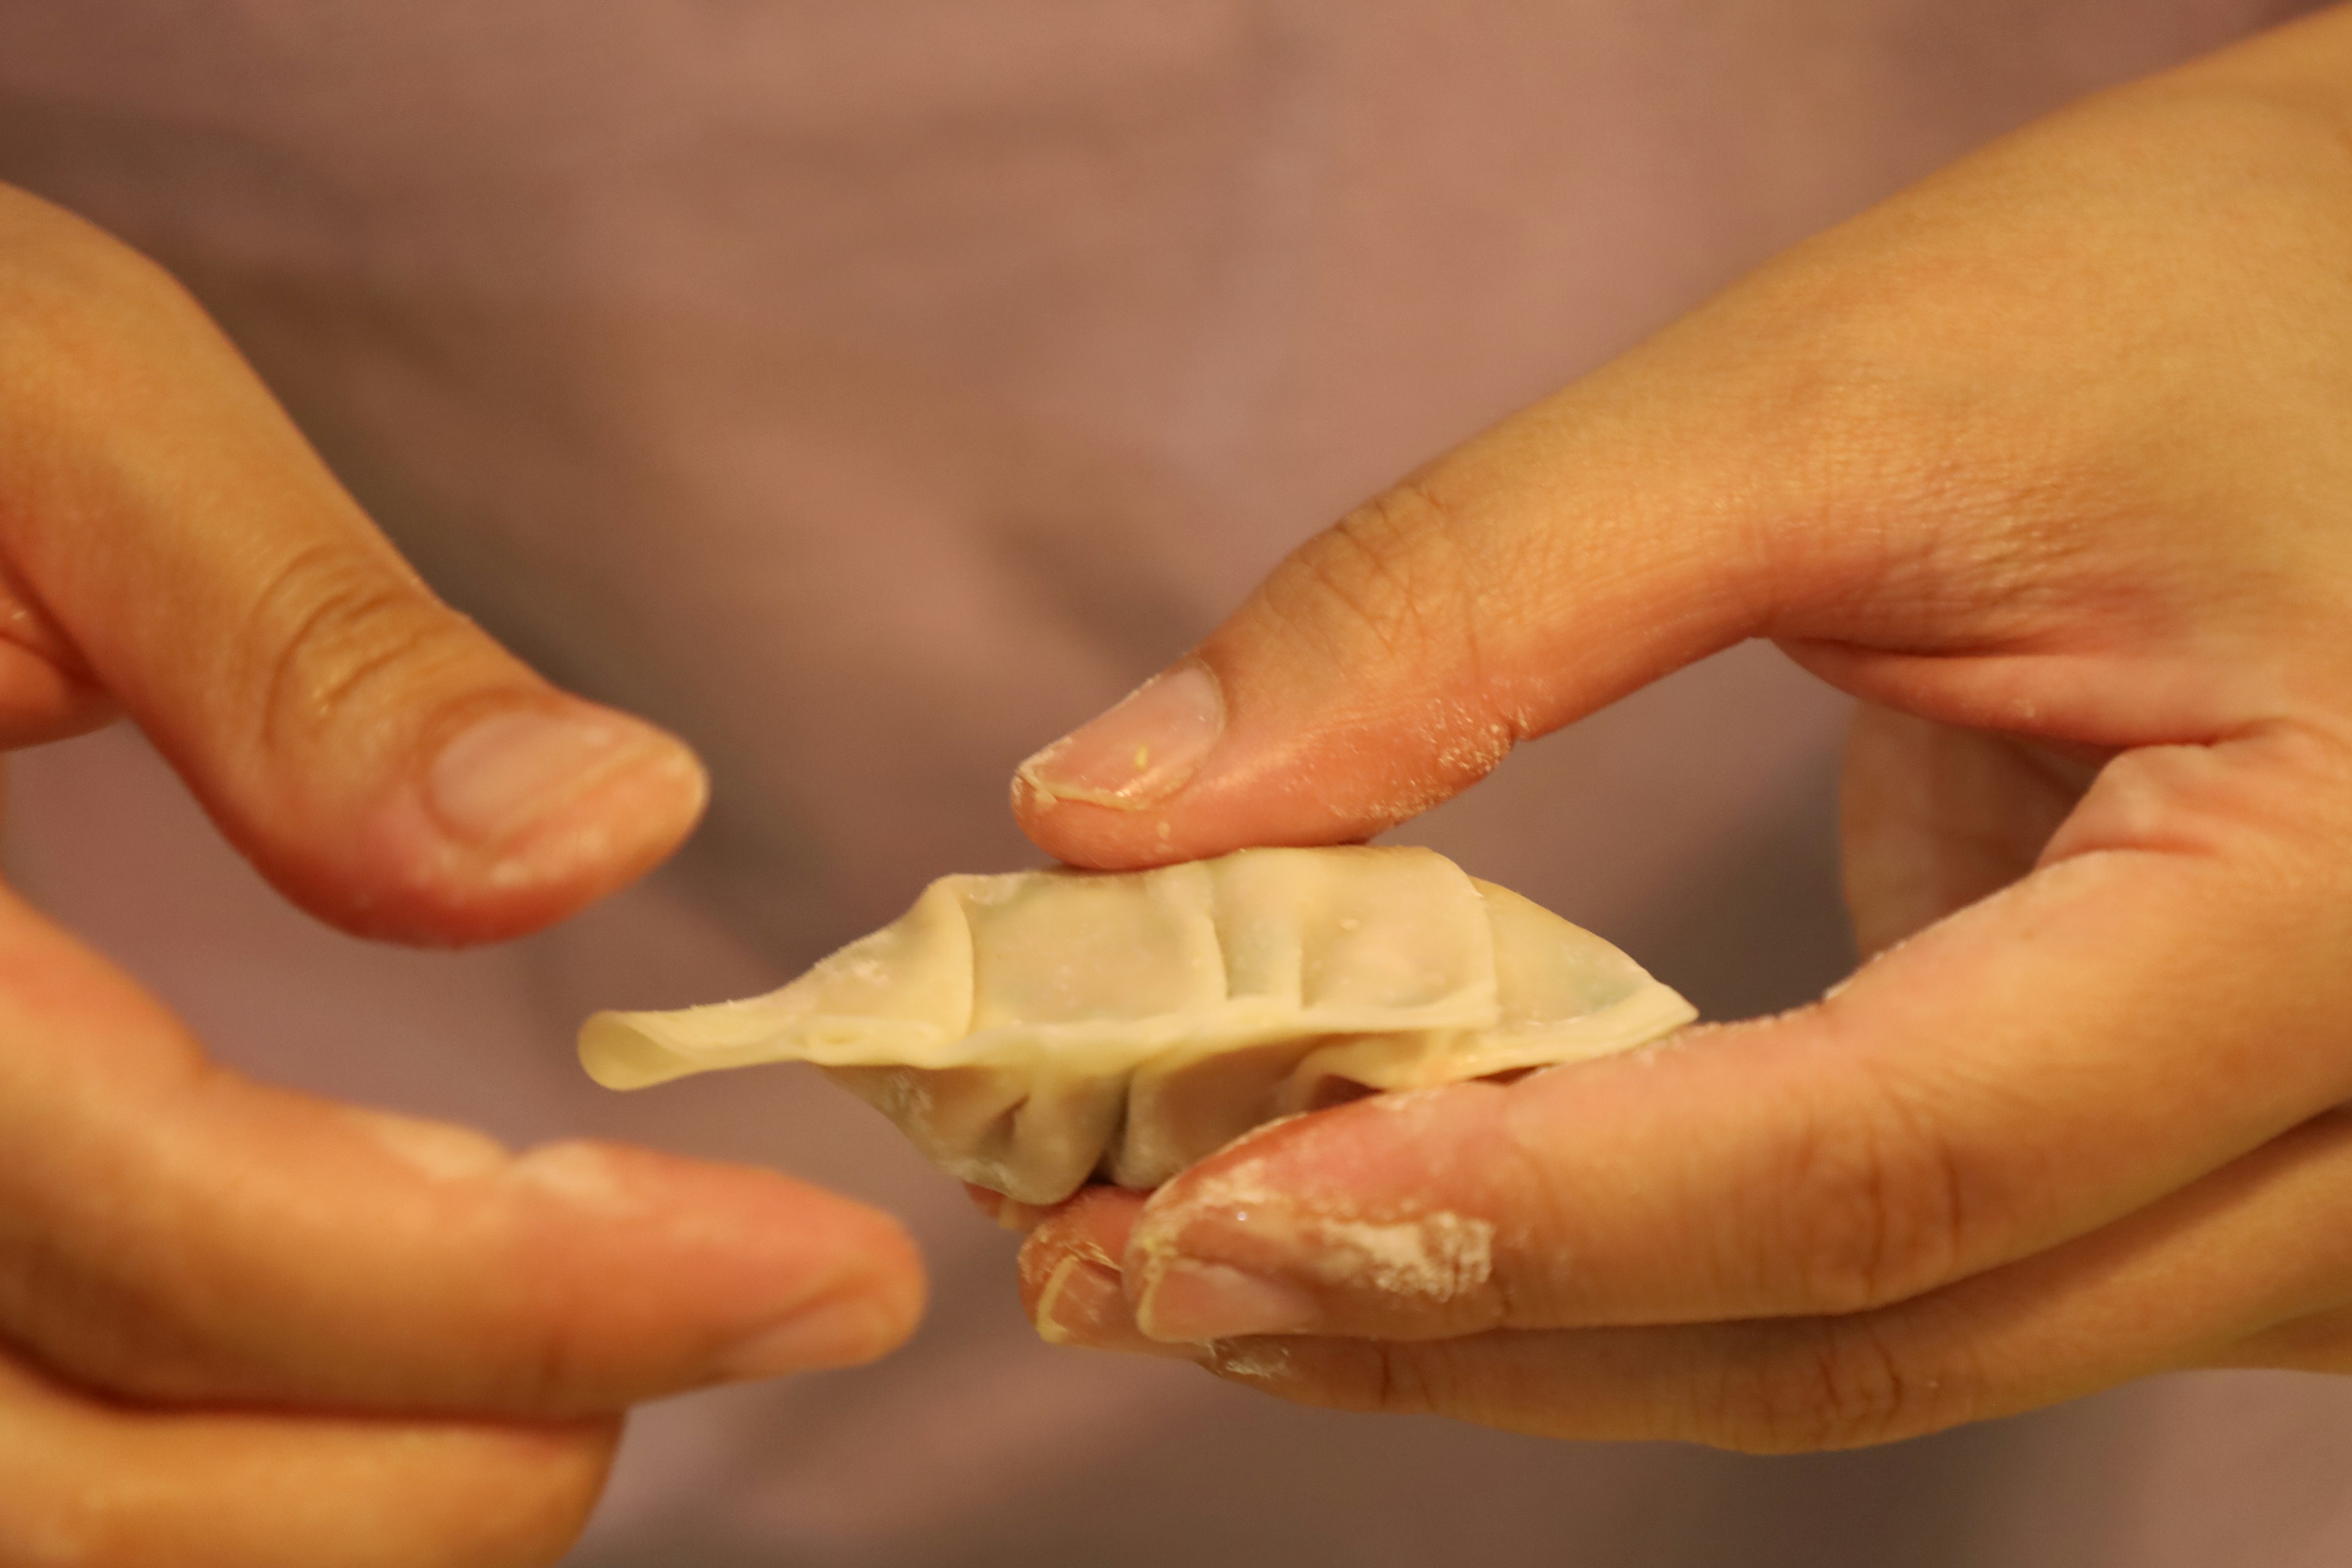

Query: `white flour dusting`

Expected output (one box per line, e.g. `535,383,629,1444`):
1298,1210,1493,1298
1212,1340,1302,1382
1143,1153,1496,1303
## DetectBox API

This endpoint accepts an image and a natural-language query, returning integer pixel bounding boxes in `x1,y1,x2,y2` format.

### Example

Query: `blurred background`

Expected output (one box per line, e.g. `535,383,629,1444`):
3,3,2347,1563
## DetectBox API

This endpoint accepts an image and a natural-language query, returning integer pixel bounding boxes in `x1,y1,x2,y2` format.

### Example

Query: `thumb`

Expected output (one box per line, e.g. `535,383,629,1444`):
1009,71,2285,870
1012,315,1847,869
0,188,704,943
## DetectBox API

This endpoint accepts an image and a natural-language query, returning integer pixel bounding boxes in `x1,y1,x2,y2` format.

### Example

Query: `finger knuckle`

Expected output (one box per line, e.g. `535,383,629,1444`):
1737,280,2138,634
243,541,468,755
1705,1319,1951,1453
1365,1341,1442,1417
505,1310,599,1419
1264,481,1474,669
1775,1084,1973,1314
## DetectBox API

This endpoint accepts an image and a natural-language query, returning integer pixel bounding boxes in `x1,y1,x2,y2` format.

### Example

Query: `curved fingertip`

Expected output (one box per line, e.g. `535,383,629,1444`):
1030,1256,1204,1359
714,1266,925,1376
1016,1187,1148,1309
1012,608,1522,869
721,1180,929,1378
1014,662,1224,815
1011,660,1233,870
503,1140,929,1384
295,699,709,946
1016,1196,1205,1360
1118,1085,1523,1341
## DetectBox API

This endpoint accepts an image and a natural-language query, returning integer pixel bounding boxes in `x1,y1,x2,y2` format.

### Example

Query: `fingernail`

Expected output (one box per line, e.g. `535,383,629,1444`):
1035,1257,1205,1357
428,707,687,848
1033,1257,1133,1346
1133,1261,1319,1343
1017,662,1224,810
717,1292,903,1377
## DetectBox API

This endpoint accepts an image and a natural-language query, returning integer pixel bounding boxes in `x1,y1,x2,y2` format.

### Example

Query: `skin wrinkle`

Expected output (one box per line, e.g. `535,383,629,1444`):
2051,734,2306,866
244,541,437,758
1257,524,1414,670
1754,1314,1933,1452
281,603,448,738
1491,1083,1588,1323
1244,477,1521,815
1368,1333,1437,1418
1317,482,1464,667
1807,1065,1978,1314
1791,437,2117,651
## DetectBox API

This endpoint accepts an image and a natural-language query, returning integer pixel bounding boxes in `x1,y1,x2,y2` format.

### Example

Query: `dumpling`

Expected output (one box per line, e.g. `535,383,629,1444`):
578,846,1696,1205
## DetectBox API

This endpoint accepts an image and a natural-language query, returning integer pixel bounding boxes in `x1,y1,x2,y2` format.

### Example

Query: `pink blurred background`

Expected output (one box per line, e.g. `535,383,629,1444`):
4,4,2347,1562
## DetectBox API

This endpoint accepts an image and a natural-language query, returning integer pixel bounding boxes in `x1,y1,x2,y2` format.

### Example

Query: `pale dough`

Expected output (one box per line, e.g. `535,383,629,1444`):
579,846,1695,1204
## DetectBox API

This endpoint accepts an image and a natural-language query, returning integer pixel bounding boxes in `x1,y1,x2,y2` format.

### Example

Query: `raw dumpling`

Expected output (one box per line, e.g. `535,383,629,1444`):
579,846,1695,1205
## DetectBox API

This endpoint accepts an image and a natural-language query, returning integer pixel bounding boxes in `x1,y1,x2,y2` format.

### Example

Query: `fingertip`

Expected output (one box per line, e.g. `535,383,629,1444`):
1120,1084,1513,1287
1013,791,1228,873
1011,645,1513,871
1015,1189,1205,1356
1016,662,1223,804
299,699,709,945
674,1156,929,1379
712,1265,924,1376
690,1178,926,1378
1012,659,1228,870
1016,1186,1148,1309
421,704,704,855
845,1206,930,1354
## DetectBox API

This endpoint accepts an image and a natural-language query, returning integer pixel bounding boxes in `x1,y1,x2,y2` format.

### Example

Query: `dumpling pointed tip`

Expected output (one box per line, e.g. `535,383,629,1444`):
577,1011,687,1090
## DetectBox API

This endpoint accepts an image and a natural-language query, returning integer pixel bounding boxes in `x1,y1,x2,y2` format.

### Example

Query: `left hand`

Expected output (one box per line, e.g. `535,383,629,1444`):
991,9,2352,1450
0,186,925,1562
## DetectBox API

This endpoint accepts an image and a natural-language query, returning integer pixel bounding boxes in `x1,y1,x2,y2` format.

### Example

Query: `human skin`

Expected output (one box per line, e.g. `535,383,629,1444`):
1006,4,2352,1449
0,191,925,1564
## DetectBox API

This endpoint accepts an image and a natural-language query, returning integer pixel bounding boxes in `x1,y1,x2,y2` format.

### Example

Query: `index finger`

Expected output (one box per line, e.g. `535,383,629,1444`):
1009,28,2352,874
0,184,705,943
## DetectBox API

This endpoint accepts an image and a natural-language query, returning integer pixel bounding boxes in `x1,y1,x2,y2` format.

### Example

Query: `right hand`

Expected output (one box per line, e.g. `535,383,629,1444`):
1003,7,2352,1449
0,185,925,1566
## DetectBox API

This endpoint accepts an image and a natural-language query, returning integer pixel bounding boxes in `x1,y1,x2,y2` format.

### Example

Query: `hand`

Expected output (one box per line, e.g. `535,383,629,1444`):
0,187,923,1564
1002,9,2352,1450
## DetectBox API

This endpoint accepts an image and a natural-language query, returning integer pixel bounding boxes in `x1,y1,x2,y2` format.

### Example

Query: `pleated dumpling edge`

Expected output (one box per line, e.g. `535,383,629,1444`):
578,846,1695,1203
